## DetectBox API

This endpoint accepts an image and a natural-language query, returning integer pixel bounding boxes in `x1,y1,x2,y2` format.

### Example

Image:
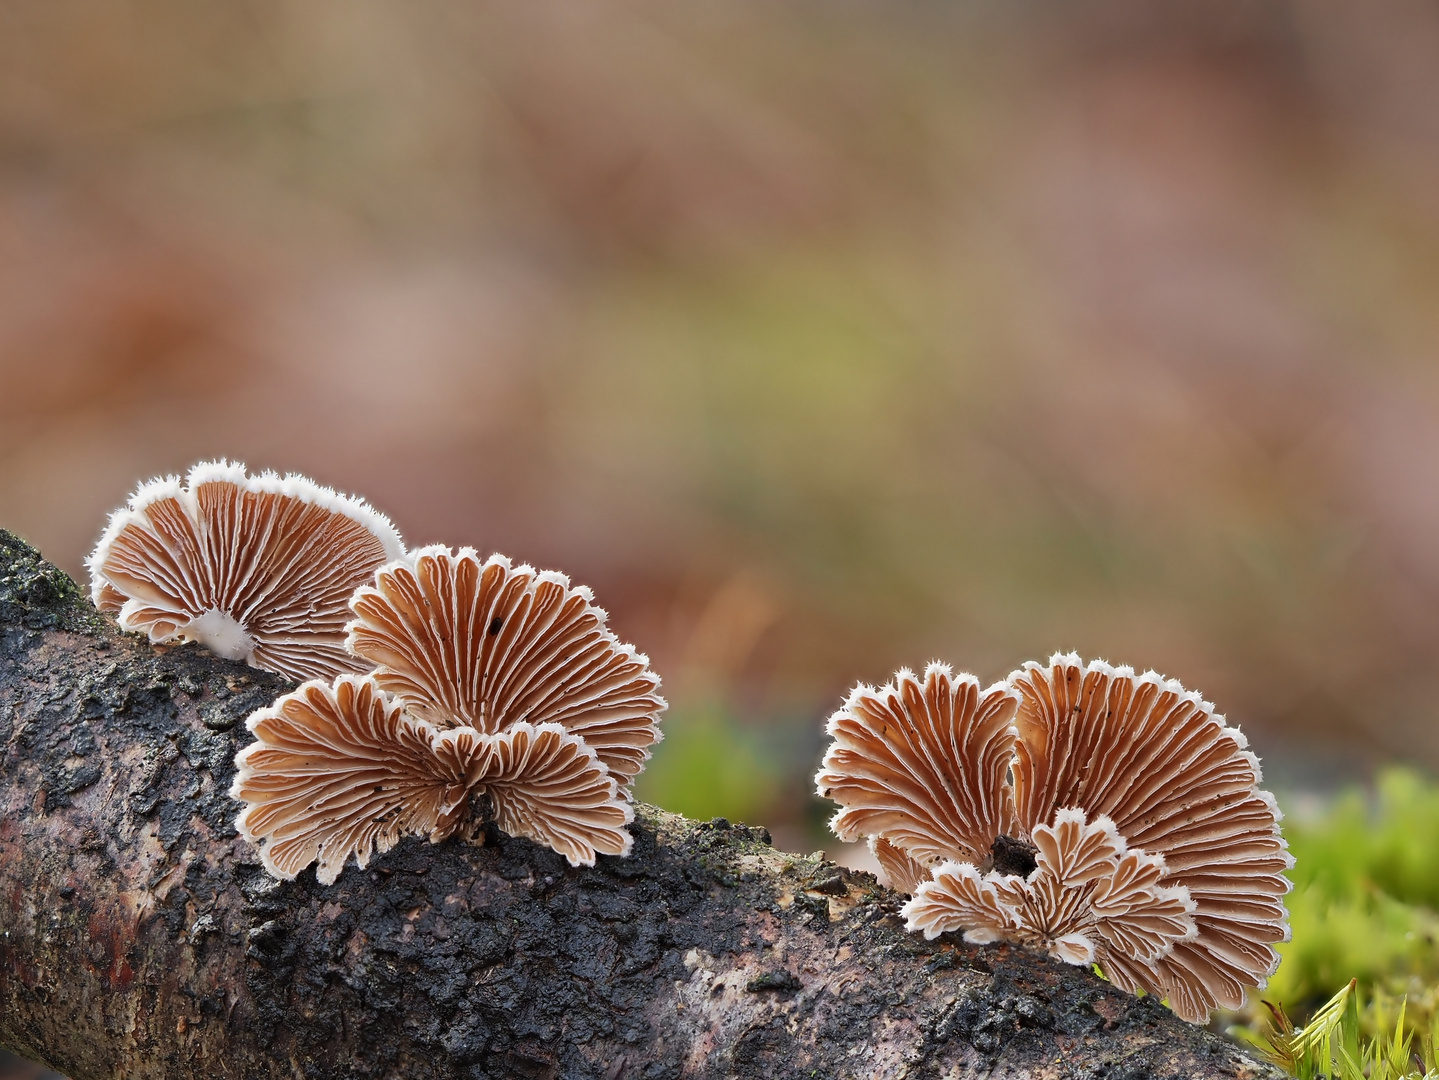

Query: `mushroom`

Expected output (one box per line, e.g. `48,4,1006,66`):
87,460,404,681
817,664,1018,867
814,655,1291,1023
232,545,663,880
904,807,1198,968
869,837,931,897
232,675,631,884
346,546,665,789
1008,655,1292,1022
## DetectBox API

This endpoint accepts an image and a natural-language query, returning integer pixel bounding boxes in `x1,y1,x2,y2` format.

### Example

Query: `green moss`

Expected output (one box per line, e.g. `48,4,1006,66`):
0,528,102,634
1238,769,1439,1069
1249,979,1439,1080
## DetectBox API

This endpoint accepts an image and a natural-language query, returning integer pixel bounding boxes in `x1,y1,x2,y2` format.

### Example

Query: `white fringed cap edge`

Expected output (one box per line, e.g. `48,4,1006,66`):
85,459,406,608
346,543,667,727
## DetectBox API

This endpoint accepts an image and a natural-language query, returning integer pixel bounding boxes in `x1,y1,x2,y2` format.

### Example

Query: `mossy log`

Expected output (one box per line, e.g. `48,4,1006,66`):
0,530,1282,1080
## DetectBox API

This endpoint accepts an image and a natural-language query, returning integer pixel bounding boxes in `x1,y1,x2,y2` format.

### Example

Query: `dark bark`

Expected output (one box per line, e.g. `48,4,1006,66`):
0,529,1283,1080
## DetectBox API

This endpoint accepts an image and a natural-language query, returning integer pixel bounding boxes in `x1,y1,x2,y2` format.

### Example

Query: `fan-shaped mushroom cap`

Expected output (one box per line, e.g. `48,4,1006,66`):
233,676,633,883
443,722,634,866
1008,654,1293,1022
233,675,471,885
903,861,1025,946
904,808,1197,971
346,546,665,788
87,460,404,681
814,663,1019,867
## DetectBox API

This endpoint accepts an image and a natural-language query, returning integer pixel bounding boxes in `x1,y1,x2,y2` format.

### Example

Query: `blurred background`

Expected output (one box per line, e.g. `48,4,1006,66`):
5,1,1439,1071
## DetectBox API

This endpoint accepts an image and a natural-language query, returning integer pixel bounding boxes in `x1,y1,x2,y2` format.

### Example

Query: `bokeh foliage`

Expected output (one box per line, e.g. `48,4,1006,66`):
633,703,782,825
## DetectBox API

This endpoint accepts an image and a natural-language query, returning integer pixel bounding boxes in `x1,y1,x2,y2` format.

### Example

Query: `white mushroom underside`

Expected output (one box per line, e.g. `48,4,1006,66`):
186,607,257,662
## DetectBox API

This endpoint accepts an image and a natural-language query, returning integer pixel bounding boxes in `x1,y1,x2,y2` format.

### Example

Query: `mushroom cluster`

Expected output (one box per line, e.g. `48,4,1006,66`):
90,463,1288,1013
815,654,1292,1023
89,463,664,882
232,547,663,881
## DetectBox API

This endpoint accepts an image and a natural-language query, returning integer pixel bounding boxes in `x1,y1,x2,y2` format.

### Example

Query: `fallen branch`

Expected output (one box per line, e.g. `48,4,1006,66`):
0,530,1280,1079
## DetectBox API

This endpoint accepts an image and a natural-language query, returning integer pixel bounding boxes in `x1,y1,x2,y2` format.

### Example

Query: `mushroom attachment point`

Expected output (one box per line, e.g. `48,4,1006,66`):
87,460,404,681
814,655,1292,1023
233,546,662,880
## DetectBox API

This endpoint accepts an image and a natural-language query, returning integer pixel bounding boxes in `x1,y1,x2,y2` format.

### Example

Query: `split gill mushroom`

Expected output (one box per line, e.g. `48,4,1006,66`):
231,546,666,882
86,460,405,681
346,546,666,791
814,653,1292,1023
232,675,632,884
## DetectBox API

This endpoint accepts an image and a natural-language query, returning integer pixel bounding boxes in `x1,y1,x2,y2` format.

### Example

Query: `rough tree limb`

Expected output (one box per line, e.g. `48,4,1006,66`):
0,530,1281,1080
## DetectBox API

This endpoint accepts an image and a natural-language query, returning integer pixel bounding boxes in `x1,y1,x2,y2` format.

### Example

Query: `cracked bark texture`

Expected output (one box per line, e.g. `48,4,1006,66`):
0,530,1284,1080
